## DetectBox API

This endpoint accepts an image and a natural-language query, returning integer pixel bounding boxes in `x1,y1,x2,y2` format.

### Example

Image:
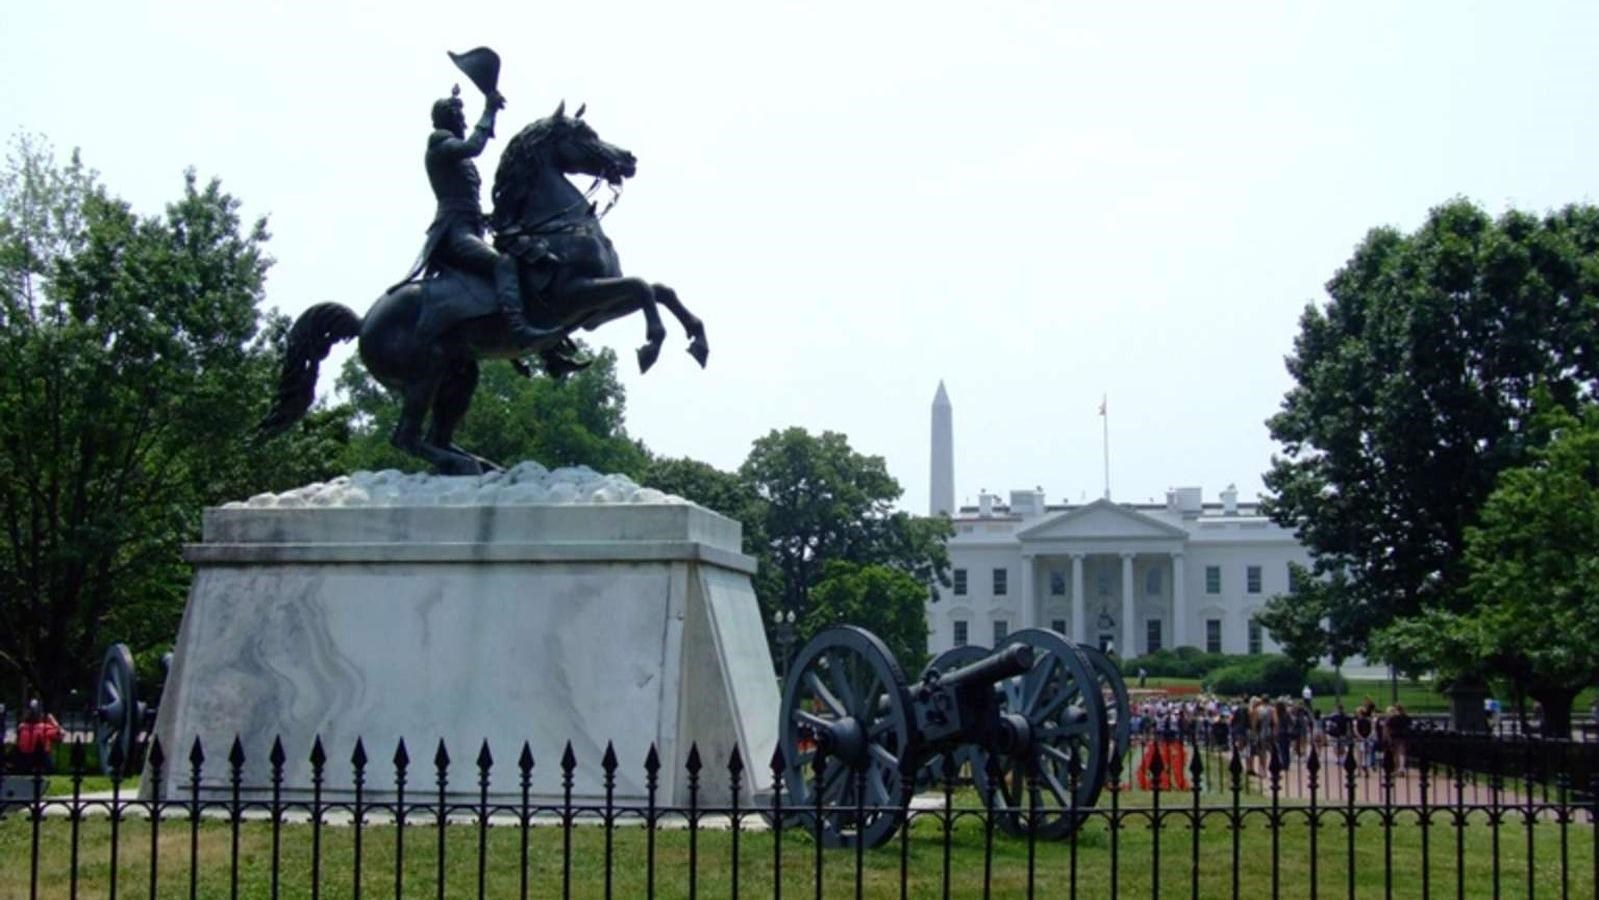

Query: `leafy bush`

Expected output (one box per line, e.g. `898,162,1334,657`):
1119,646,1233,679
1207,655,1345,698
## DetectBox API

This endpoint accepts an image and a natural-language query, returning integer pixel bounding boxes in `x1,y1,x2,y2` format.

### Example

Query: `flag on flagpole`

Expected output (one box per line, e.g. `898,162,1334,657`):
1099,394,1107,416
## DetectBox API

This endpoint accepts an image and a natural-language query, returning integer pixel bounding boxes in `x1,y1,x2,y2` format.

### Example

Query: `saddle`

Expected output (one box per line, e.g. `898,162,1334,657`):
411,267,587,376
414,268,499,343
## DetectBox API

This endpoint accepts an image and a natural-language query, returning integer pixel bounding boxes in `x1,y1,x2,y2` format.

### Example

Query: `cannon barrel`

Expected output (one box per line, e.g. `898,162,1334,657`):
936,642,1033,690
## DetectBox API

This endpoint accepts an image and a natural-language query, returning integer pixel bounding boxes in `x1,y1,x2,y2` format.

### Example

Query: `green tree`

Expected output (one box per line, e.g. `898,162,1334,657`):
1262,199,1599,656
739,428,950,624
1255,564,1366,672
0,137,347,707
640,454,780,597
802,561,931,672
1372,400,1599,736
335,346,649,477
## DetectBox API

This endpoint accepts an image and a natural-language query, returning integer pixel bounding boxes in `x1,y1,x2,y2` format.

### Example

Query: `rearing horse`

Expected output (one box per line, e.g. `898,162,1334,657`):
259,102,707,475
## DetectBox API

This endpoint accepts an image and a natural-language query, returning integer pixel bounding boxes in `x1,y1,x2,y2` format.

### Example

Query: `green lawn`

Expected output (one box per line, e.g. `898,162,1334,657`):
2,800,1591,898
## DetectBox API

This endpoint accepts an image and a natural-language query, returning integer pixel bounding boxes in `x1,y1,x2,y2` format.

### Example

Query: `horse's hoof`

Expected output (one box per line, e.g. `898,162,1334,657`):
687,340,709,368
637,343,661,373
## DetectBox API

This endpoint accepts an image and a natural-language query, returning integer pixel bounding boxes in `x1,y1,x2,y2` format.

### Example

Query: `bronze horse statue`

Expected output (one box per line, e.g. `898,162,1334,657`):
259,103,706,475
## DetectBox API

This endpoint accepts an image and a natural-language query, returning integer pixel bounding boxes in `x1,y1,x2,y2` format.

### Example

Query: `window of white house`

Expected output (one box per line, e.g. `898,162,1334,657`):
1049,569,1066,596
953,620,969,647
1095,569,1111,596
993,568,1008,595
1248,618,1263,655
953,569,967,596
993,619,1009,644
1145,567,1162,596
1246,565,1262,594
1051,618,1068,635
1205,566,1221,594
1145,619,1162,654
1206,619,1222,654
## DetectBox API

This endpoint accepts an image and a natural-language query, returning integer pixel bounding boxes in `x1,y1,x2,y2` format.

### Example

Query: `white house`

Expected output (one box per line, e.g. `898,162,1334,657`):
925,385,1311,658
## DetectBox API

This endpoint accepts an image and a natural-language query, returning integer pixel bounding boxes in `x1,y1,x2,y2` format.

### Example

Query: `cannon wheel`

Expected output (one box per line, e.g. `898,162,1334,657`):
913,644,992,790
1077,643,1131,770
779,625,914,849
94,643,142,777
972,628,1108,839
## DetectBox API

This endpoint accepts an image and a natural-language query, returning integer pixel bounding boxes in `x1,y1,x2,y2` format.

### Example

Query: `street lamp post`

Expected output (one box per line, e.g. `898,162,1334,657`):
773,610,798,678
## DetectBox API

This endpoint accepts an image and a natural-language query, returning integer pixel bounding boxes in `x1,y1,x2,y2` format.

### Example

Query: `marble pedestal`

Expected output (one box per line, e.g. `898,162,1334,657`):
146,501,778,807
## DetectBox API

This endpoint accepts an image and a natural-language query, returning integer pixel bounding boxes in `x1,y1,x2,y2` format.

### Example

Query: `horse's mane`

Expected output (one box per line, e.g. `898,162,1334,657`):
490,116,563,232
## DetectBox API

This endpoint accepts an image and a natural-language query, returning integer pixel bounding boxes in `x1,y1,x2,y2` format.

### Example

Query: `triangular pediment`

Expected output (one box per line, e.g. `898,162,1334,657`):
1016,499,1188,541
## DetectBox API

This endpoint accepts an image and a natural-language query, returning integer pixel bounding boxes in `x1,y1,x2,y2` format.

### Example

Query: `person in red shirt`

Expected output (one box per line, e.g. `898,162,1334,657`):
16,700,64,771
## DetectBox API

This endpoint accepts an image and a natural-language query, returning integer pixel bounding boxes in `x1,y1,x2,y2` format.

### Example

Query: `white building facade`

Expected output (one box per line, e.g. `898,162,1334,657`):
928,486,1311,657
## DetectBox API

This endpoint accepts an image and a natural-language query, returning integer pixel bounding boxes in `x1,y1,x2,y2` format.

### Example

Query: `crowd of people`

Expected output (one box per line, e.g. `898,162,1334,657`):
1126,693,1414,786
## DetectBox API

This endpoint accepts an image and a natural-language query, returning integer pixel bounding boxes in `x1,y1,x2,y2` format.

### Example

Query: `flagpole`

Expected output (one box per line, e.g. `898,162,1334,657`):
1100,394,1110,500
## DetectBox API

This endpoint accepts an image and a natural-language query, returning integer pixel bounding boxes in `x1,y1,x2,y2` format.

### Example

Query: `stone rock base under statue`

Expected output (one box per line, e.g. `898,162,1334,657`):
146,482,777,807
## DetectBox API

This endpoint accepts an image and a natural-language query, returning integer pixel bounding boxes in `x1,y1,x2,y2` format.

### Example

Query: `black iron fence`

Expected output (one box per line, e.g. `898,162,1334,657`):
2,731,1596,899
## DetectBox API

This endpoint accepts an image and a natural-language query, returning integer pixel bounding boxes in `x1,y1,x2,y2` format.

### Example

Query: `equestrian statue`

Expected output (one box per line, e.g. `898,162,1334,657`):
258,47,707,475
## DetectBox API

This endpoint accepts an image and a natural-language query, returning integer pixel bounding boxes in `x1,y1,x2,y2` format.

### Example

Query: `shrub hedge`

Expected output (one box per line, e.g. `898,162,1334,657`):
1207,654,1345,698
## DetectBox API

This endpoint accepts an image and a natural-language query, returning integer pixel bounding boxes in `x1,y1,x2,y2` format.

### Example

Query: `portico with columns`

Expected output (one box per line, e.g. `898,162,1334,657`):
1012,500,1189,656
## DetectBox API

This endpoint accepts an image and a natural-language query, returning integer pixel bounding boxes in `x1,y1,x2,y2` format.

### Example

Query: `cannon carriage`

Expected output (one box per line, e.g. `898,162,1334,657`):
776,625,1131,848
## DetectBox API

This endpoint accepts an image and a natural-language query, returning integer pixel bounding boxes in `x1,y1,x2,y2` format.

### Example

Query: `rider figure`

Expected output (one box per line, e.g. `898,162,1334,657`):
407,86,547,348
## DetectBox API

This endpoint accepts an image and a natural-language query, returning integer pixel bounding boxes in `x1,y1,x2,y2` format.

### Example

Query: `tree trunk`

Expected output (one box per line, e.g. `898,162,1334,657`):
1529,686,1577,740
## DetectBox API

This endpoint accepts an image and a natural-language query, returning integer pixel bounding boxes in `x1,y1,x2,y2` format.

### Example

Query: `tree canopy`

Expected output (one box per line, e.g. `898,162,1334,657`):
0,137,345,707
739,427,950,622
1372,399,1599,736
1261,199,1599,658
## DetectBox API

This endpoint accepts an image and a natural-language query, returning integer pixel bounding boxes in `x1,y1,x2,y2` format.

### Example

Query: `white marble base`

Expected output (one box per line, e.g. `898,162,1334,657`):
145,502,778,807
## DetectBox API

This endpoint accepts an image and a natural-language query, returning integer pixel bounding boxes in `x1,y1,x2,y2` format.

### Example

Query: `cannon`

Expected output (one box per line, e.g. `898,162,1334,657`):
777,625,1124,848
92,643,170,777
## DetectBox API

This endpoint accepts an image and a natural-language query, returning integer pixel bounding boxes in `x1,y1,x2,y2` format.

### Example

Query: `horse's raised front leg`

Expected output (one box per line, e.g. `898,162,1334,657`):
651,283,708,368
557,276,666,373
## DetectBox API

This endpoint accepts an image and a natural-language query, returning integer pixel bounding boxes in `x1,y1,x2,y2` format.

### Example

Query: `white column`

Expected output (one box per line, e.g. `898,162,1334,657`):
1121,552,1137,656
1019,556,1036,630
1171,552,1187,648
1070,553,1086,641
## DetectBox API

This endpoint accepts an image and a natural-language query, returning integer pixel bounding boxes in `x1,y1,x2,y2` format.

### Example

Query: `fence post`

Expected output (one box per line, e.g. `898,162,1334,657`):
560,742,576,900
477,740,493,900
68,738,85,900
139,738,162,899
1229,747,1243,900
768,744,783,900
518,742,535,900
434,739,450,900
1307,745,1320,900
309,737,326,900
187,737,204,900
227,737,246,900
728,745,744,900
351,739,367,900
393,738,410,900
602,742,618,900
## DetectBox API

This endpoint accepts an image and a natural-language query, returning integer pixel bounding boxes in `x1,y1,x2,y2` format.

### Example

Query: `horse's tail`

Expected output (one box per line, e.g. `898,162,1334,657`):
256,302,363,439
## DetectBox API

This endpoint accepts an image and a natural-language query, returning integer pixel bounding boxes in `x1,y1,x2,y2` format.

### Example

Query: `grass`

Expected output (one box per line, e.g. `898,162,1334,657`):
1,796,1592,898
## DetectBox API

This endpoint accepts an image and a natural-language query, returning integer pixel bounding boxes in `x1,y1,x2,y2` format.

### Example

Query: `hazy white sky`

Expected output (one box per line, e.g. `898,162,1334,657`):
5,1,1597,514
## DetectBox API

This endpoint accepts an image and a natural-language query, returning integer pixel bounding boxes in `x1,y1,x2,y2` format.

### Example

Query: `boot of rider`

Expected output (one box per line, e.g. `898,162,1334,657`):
494,256,548,349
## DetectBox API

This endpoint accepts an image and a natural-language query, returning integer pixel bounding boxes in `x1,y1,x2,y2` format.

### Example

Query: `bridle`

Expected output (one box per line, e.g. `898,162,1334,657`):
497,138,626,241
